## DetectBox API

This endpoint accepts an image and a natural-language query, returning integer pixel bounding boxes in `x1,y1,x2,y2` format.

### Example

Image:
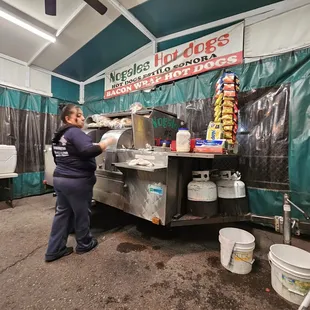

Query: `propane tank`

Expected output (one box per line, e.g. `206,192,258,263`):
216,171,248,216
187,171,218,217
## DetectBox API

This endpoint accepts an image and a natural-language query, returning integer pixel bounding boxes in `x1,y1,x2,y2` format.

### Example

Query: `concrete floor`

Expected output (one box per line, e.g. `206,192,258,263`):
0,194,296,310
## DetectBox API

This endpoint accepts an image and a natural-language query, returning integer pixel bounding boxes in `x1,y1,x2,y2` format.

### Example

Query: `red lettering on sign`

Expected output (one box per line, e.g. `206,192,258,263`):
155,50,178,67
182,33,231,58
205,38,217,54
184,43,194,58
218,34,230,47
194,43,205,54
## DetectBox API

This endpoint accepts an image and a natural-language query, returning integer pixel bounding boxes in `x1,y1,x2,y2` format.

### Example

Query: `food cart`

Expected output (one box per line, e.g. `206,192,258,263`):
87,108,249,227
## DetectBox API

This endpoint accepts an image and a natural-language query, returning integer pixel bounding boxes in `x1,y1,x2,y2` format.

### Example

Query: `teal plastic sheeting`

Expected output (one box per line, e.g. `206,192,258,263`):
247,188,305,220
247,188,284,217
13,172,46,199
0,87,60,114
85,79,104,102
51,76,79,103
0,87,62,199
0,87,40,112
83,48,310,219
42,97,61,115
83,75,218,116
289,77,310,214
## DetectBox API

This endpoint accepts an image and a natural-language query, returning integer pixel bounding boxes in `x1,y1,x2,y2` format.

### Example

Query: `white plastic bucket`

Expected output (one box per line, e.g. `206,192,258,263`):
268,244,310,305
219,228,255,275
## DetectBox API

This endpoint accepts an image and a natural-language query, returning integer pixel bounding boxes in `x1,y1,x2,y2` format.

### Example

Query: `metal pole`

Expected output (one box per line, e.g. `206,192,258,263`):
283,193,291,245
287,198,310,220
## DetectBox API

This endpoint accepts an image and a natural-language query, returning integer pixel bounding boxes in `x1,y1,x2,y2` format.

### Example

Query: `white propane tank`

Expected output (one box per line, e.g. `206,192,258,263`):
187,171,218,217
217,171,246,199
217,171,248,216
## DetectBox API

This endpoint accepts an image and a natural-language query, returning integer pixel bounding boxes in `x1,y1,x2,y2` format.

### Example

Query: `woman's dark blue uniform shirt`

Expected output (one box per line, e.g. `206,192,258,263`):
52,126,101,178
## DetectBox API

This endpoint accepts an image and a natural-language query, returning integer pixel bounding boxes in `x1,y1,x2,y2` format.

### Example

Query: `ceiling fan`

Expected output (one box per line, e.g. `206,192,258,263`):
45,0,108,16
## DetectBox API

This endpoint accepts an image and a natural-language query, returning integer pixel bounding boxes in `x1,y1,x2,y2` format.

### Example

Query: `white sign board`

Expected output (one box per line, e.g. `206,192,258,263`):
104,22,244,99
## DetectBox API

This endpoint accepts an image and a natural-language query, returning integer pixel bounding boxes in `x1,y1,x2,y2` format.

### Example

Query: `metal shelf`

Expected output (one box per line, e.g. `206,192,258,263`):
101,109,151,119
87,125,132,130
168,152,237,159
113,162,167,172
101,108,177,119
170,213,251,227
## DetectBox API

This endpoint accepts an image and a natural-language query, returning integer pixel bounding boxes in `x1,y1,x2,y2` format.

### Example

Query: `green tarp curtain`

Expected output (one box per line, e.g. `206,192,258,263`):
159,86,289,200
51,76,80,104
289,77,310,217
83,48,310,219
0,87,62,198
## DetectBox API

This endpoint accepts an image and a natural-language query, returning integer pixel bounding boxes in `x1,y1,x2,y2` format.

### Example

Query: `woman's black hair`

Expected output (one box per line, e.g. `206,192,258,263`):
60,104,78,123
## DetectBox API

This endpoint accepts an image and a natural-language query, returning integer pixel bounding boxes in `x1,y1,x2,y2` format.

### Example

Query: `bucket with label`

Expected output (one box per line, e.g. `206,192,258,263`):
268,244,310,305
219,227,255,275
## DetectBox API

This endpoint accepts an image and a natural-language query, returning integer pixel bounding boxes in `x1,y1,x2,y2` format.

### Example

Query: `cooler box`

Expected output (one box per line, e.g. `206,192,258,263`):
0,145,17,174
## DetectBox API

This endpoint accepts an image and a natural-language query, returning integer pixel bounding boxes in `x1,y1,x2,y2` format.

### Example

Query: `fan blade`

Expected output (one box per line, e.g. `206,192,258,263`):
45,0,56,16
84,0,108,15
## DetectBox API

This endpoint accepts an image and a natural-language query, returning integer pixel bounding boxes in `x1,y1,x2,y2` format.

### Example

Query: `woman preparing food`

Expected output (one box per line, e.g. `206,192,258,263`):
45,104,115,262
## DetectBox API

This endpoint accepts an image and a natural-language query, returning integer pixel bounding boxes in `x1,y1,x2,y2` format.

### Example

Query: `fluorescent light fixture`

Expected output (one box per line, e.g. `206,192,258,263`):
0,9,56,43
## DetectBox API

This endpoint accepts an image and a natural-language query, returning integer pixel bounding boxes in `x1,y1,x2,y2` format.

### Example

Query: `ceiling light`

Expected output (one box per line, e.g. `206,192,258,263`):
0,9,56,43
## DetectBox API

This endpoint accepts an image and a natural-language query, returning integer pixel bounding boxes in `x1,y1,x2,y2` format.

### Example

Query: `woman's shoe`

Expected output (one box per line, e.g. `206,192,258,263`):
45,246,73,262
76,238,98,254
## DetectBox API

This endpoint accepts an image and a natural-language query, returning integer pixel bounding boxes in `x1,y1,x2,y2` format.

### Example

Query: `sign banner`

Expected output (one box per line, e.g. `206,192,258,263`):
104,22,244,99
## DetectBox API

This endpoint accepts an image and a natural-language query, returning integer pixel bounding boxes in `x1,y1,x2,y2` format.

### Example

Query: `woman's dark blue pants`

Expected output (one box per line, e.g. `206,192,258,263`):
45,175,96,260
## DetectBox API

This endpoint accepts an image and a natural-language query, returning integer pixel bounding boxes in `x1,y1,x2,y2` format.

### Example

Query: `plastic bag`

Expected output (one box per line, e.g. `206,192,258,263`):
130,102,144,114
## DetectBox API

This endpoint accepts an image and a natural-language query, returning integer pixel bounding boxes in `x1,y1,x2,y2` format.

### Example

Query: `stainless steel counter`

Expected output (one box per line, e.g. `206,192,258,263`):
114,162,167,172
94,148,241,226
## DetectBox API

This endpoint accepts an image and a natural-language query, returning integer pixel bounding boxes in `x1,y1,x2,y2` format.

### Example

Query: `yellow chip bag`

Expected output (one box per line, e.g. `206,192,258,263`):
223,120,235,126
222,107,234,114
215,93,223,105
222,114,233,121
223,125,234,131
224,131,233,139
207,122,223,140
223,97,235,101
214,106,221,113
222,100,234,108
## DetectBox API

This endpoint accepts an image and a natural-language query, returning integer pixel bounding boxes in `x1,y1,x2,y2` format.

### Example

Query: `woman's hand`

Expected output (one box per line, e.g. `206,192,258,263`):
99,137,116,151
